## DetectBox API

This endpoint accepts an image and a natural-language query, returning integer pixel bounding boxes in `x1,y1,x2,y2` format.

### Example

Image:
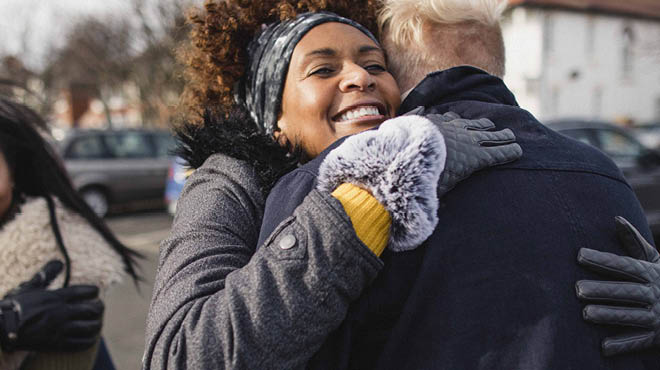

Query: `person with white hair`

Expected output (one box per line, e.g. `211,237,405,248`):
371,0,657,367
380,0,507,91
257,0,660,368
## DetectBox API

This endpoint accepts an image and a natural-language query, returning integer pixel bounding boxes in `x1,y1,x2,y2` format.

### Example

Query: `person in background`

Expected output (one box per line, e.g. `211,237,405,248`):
0,98,140,370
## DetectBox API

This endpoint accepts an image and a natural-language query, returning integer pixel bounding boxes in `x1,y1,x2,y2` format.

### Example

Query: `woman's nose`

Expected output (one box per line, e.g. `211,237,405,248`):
339,64,375,92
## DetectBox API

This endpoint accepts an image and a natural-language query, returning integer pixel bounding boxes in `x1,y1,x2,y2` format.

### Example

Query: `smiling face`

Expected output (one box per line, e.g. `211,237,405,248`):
0,148,13,220
277,22,401,158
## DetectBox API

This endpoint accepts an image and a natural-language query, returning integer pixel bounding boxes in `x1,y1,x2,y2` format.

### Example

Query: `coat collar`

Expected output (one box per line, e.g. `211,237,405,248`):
0,197,124,298
398,66,519,115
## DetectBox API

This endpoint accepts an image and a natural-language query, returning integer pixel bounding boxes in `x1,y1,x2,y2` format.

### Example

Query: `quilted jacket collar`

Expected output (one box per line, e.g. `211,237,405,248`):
398,66,518,115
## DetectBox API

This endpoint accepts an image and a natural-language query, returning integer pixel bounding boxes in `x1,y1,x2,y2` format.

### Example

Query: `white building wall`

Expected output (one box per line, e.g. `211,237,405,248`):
501,7,544,115
502,7,660,123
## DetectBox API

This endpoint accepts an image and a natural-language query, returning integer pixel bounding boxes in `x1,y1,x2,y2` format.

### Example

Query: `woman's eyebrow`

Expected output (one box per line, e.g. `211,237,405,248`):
304,48,337,60
358,45,383,54
301,45,384,66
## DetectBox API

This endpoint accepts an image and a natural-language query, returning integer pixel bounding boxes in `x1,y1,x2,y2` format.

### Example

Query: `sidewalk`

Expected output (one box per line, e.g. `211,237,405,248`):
103,212,170,370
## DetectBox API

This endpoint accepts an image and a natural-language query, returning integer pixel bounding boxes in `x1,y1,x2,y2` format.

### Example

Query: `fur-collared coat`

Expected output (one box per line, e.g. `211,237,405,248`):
0,197,125,370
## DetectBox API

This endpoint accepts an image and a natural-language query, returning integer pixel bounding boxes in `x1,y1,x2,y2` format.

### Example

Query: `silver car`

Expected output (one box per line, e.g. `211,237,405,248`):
56,129,175,216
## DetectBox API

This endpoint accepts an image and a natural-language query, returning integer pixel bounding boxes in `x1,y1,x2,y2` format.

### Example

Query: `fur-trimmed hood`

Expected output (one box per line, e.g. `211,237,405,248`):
173,107,299,193
0,197,125,298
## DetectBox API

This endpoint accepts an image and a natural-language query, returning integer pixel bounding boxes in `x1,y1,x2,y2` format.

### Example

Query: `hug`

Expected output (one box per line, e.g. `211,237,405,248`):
143,0,660,369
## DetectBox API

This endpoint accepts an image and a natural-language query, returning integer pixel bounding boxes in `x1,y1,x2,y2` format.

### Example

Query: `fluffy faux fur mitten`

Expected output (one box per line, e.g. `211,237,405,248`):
318,111,523,252
318,115,446,251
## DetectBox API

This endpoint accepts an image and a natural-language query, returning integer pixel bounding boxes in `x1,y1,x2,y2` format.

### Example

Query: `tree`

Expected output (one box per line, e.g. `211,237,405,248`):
127,0,190,126
42,16,136,127
40,0,192,127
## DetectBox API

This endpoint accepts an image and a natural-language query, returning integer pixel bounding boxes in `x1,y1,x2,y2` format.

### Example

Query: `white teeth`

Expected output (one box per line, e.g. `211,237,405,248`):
337,106,381,122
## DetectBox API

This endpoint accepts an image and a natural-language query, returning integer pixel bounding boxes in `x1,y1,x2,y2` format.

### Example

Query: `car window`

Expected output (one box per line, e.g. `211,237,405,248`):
557,129,597,147
152,133,176,158
66,135,107,159
595,129,643,159
105,132,154,158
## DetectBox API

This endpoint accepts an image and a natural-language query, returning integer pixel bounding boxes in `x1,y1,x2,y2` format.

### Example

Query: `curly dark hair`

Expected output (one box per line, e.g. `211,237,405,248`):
179,0,382,118
174,0,382,191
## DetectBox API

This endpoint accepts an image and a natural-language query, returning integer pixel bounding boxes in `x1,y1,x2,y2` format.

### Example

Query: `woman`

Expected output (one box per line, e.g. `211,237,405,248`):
144,1,520,369
145,1,660,367
0,99,140,370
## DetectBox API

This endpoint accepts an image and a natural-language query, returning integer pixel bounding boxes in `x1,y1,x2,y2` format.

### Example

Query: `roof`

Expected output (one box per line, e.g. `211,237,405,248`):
508,0,660,20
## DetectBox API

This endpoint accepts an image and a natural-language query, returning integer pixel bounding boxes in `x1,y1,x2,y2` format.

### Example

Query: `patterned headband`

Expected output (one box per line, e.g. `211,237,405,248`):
236,12,379,135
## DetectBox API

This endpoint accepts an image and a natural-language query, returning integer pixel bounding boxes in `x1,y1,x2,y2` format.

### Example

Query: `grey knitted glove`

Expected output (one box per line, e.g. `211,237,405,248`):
408,108,522,196
318,114,445,251
576,216,660,356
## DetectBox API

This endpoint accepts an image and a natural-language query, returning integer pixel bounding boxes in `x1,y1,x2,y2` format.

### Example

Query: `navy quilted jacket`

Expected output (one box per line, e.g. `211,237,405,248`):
258,66,660,369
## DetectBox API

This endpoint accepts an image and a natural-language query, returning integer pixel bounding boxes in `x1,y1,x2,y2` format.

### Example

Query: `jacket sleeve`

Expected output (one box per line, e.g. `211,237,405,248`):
143,154,383,370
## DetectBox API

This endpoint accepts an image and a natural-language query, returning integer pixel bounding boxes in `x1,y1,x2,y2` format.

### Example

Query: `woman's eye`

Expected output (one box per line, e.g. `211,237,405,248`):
310,67,334,76
365,64,386,73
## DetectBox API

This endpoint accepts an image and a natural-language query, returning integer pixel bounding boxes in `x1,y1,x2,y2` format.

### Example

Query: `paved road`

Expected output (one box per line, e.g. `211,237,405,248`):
104,211,172,370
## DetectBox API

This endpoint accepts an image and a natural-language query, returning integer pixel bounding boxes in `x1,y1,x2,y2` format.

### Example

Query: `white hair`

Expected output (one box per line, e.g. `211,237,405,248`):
379,0,507,89
379,0,507,47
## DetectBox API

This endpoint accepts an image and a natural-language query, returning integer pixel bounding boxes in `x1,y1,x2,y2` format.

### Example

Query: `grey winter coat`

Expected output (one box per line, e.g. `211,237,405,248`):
143,154,383,369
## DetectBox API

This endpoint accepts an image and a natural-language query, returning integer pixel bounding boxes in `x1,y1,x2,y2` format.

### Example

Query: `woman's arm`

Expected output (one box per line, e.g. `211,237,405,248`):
143,154,384,369
145,113,523,369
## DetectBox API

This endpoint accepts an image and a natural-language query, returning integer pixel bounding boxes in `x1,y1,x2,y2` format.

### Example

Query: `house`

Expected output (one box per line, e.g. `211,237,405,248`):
51,82,143,129
502,0,660,123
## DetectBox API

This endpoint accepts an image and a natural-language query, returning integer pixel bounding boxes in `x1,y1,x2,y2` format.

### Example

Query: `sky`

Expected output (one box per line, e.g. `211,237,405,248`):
0,0,134,68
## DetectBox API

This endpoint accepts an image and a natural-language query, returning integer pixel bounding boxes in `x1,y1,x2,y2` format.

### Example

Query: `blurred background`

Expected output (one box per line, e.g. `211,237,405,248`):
0,0,659,368
0,1,190,368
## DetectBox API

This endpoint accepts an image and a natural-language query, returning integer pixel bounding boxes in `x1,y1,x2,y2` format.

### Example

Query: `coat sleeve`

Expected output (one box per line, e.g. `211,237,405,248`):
143,154,383,370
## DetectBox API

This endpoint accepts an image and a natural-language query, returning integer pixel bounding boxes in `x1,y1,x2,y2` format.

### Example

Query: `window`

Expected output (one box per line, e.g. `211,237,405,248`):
152,133,176,158
550,87,560,116
595,129,642,159
592,87,603,118
104,132,153,158
66,136,107,159
525,77,540,96
622,23,635,79
558,129,597,147
586,16,595,57
543,13,554,55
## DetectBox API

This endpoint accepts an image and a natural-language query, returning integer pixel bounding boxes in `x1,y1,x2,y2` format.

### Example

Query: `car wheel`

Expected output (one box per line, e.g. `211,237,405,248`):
81,188,109,217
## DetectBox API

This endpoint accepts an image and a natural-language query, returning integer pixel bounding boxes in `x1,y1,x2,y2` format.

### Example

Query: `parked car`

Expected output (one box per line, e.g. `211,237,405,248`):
546,120,660,234
165,156,193,216
632,122,660,149
55,128,176,217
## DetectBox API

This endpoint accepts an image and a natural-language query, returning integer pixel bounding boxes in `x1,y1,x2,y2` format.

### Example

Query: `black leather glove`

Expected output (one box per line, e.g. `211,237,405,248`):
576,216,660,356
0,260,104,353
418,109,523,196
